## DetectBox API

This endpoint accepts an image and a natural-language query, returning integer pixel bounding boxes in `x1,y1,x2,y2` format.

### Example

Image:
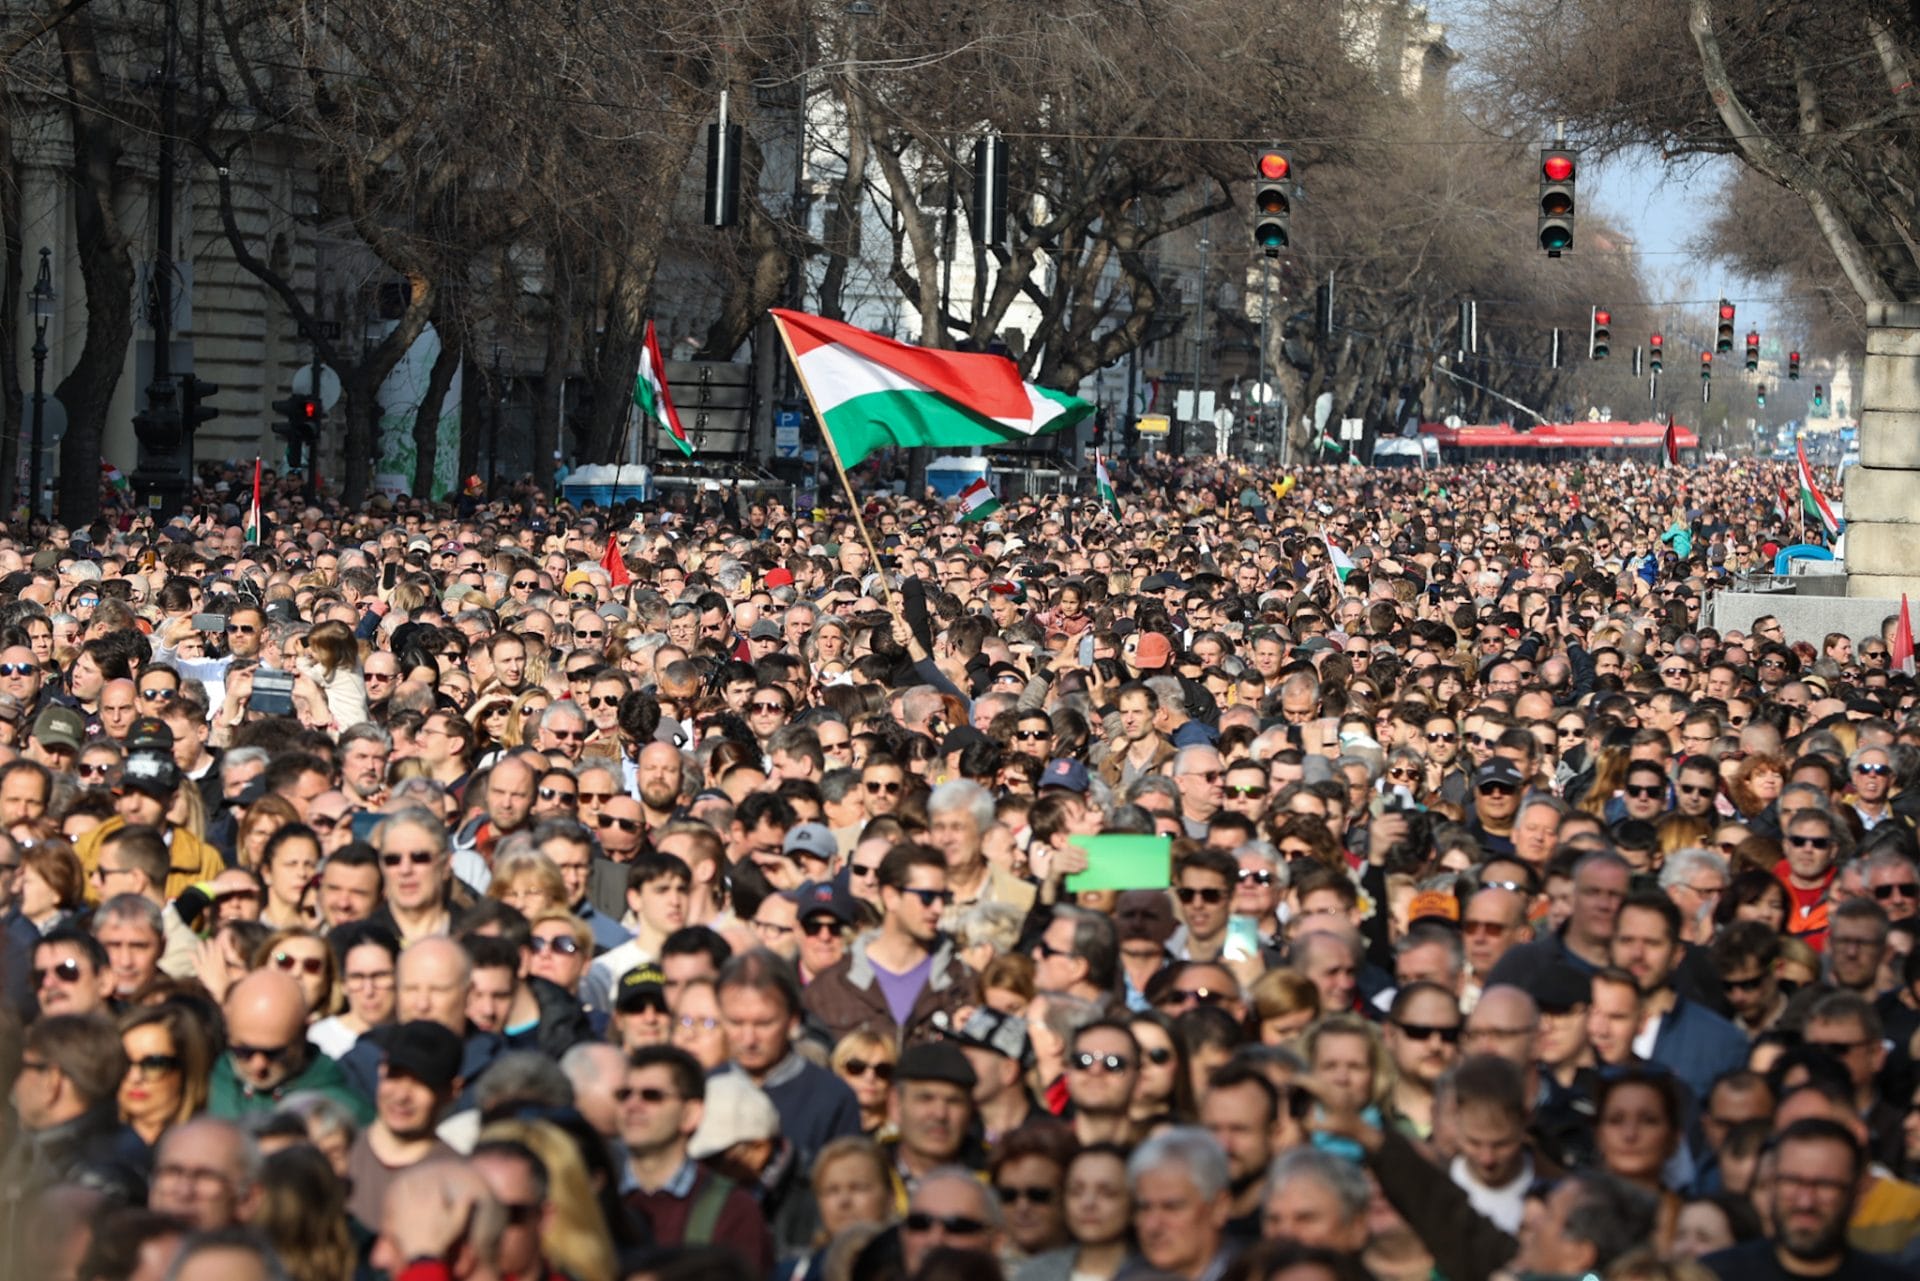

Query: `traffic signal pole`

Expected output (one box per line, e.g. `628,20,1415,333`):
132,0,192,519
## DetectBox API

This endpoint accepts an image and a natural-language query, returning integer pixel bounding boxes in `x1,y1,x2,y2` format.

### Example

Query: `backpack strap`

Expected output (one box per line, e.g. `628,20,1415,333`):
684,1170,736,1245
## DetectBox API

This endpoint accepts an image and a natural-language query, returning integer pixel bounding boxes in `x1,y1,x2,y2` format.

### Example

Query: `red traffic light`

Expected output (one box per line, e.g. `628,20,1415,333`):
1745,331,1759,346
1649,333,1663,348
1719,303,1735,321
1542,154,1574,182
1701,351,1713,364
300,398,319,420
1593,310,1611,327
1259,152,1289,180
1789,350,1800,362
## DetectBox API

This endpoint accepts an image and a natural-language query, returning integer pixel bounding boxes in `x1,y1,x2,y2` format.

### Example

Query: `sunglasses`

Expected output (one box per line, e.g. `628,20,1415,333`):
801,918,843,938
381,850,437,868
1394,1020,1461,1044
32,959,82,985
538,786,578,804
1477,781,1519,797
1070,1051,1132,1073
513,579,538,589
997,1185,1055,1206
0,663,37,677
849,862,881,879
865,780,902,795
1854,763,1893,777
530,935,582,956
229,1041,298,1064
1227,784,1269,798
1722,973,1768,994
78,763,117,778
1175,886,1227,904
843,1058,895,1080
612,1085,677,1105
900,887,954,908
272,951,326,976
1786,834,1835,850
576,629,605,641
1677,783,1716,797
750,701,789,714
1624,783,1665,799
1874,882,1919,900
904,1213,988,1236
1461,919,1508,938
1238,869,1273,886
1171,987,1225,1006
1425,731,1458,743
128,1053,183,1075
598,815,640,832
1143,1046,1175,1066
1014,729,1050,741
1387,768,1420,781
578,791,615,805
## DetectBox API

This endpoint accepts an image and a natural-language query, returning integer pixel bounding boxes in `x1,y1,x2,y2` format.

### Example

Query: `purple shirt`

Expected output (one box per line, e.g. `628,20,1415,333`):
872,953,934,1029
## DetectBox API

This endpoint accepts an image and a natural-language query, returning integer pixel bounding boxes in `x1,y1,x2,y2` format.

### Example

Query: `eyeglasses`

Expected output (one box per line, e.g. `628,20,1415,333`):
79,763,117,779
899,887,954,908
538,787,578,805
381,850,437,868
1175,886,1227,904
1170,987,1225,1006
1070,1051,1133,1073
32,959,82,985
512,579,538,589
272,951,326,976
576,629,605,641
530,935,582,956
128,1053,183,1076
1227,784,1269,798
750,701,789,714
753,918,797,938
997,1184,1056,1206
344,969,395,988
229,1041,298,1064
1014,729,1050,742
0,664,36,677
849,862,881,879
904,1213,988,1236
1624,783,1665,799
578,791,615,805
1677,783,1716,797
612,1085,678,1105
1238,869,1273,886
1477,781,1519,797
1394,1021,1461,1044
1786,834,1835,851
1854,763,1893,777
843,1058,895,1080
598,815,640,832
1873,882,1919,900
865,780,902,795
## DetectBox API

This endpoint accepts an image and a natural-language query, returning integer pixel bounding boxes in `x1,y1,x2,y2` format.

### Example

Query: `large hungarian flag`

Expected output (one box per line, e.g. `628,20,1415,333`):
1796,437,1841,541
771,309,1091,469
245,457,262,544
1095,451,1120,514
956,477,1001,523
1895,595,1916,678
635,320,691,457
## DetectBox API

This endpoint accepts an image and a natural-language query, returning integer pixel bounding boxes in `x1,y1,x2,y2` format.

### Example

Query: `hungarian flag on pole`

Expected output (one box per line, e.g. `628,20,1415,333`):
1322,530,1355,583
635,319,692,457
101,460,129,494
1661,420,1679,469
1894,594,1916,677
600,533,631,588
956,477,1001,523
1796,437,1842,541
245,457,262,544
770,309,1091,469
1095,452,1120,514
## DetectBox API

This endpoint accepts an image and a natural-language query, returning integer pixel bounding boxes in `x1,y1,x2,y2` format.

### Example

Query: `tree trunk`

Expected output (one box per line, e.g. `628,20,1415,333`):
54,14,136,527
410,323,460,497
0,125,24,524
533,287,569,492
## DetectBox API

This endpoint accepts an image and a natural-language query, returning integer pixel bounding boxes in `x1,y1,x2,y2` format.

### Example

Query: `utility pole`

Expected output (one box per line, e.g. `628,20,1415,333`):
1183,229,1210,458
1257,258,1271,456
131,0,187,517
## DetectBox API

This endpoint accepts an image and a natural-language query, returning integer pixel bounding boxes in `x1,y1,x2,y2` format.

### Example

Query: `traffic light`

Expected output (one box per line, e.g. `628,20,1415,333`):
704,117,741,228
1589,307,1610,360
1788,350,1801,380
973,135,1008,246
132,381,182,453
178,375,219,432
1745,330,1760,372
271,394,320,454
1757,384,1767,408
1538,148,1577,256
1716,300,1735,354
1813,383,1826,411
1253,150,1292,256
1701,351,1713,403
1649,333,1663,373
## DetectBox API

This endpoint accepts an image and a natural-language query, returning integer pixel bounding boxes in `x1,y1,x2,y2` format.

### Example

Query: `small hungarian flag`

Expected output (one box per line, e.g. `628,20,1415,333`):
1661,420,1679,469
1322,531,1355,583
1894,595,1916,677
956,477,1001,523
101,461,129,493
1095,451,1120,514
635,319,691,457
600,532,631,588
1796,437,1842,542
771,309,1091,469
1775,484,1794,527
245,457,262,544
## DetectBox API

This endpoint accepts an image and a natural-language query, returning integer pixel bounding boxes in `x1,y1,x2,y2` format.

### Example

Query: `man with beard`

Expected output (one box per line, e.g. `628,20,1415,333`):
635,741,685,829
1198,1060,1281,1236
1700,1119,1906,1281
345,1021,464,1230
1610,890,1746,1105
1384,980,1461,1140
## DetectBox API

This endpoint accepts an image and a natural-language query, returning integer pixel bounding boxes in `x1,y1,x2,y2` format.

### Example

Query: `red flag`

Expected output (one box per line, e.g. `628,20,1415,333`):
1661,420,1679,469
1895,594,1916,677
600,533,631,588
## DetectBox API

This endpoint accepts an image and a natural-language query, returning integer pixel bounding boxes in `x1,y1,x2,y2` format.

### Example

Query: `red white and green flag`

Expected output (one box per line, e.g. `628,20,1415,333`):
1796,437,1841,542
635,319,691,457
1322,530,1356,583
956,477,1001,524
101,460,129,494
1893,594,1916,677
1095,451,1119,514
245,457,262,544
770,309,1091,469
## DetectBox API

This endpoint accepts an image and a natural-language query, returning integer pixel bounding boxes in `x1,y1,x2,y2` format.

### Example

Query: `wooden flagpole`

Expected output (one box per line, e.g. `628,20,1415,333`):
771,313,897,617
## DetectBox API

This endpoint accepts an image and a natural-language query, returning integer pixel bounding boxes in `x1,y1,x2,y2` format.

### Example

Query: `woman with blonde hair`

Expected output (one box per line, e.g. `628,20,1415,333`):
167,773,208,839
1248,969,1322,1045
829,1027,899,1137
251,1143,356,1281
504,689,553,748
478,1118,618,1281
488,849,568,920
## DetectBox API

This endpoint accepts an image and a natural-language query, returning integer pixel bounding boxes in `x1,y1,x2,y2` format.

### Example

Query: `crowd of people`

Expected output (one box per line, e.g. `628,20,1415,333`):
2,451,1916,1281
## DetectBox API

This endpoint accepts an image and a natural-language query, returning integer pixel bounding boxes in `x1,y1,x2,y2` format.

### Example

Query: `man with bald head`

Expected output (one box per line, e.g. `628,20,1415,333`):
98,679,139,743
341,935,502,1103
635,741,685,829
209,969,371,1120
0,644,43,713
149,1116,262,1229
454,754,539,861
368,1159,508,1281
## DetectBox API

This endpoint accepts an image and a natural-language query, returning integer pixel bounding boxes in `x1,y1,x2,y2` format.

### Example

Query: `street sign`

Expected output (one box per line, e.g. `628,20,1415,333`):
1339,417,1364,441
774,410,802,459
1135,414,1170,436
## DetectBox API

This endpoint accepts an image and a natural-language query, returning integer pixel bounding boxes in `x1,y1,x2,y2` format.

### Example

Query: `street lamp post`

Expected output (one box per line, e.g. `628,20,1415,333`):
29,247,55,524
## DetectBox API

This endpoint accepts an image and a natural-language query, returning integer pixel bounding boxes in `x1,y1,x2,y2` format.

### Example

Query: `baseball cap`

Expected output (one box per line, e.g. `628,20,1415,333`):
1406,889,1459,927
1522,962,1592,1014
950,1008,1032,1066
382,1020,465,1094
748,620,783,641
688,1072,781,1159
124,716,175,756
1039,758,1090,794
1132,633,1174,671
1473,758,1524,790
895,1041,977,1090
122,751,182,799
784,879,855,927
941,725,989,757
615,964,669,1013
765,568,795,590
31,706,84,754
782,823,838,865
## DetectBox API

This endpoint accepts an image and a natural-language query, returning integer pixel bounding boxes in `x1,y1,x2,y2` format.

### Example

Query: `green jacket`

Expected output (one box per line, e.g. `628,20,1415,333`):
207,1048,373,1125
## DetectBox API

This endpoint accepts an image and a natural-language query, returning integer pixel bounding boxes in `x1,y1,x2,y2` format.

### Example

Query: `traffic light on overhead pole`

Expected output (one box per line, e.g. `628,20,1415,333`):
179,375,219,432
1813,383,1826,411
1745,331,1760,372
1589,307,1610,360
704,117,742,228
1702,351,1713,403
1649,333,1663,373
1716,300,1735,354
1788,350,1801,380
272,394,320,444
1757,384,1767,408
1253,150,1292,257
1538,148,1577,256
